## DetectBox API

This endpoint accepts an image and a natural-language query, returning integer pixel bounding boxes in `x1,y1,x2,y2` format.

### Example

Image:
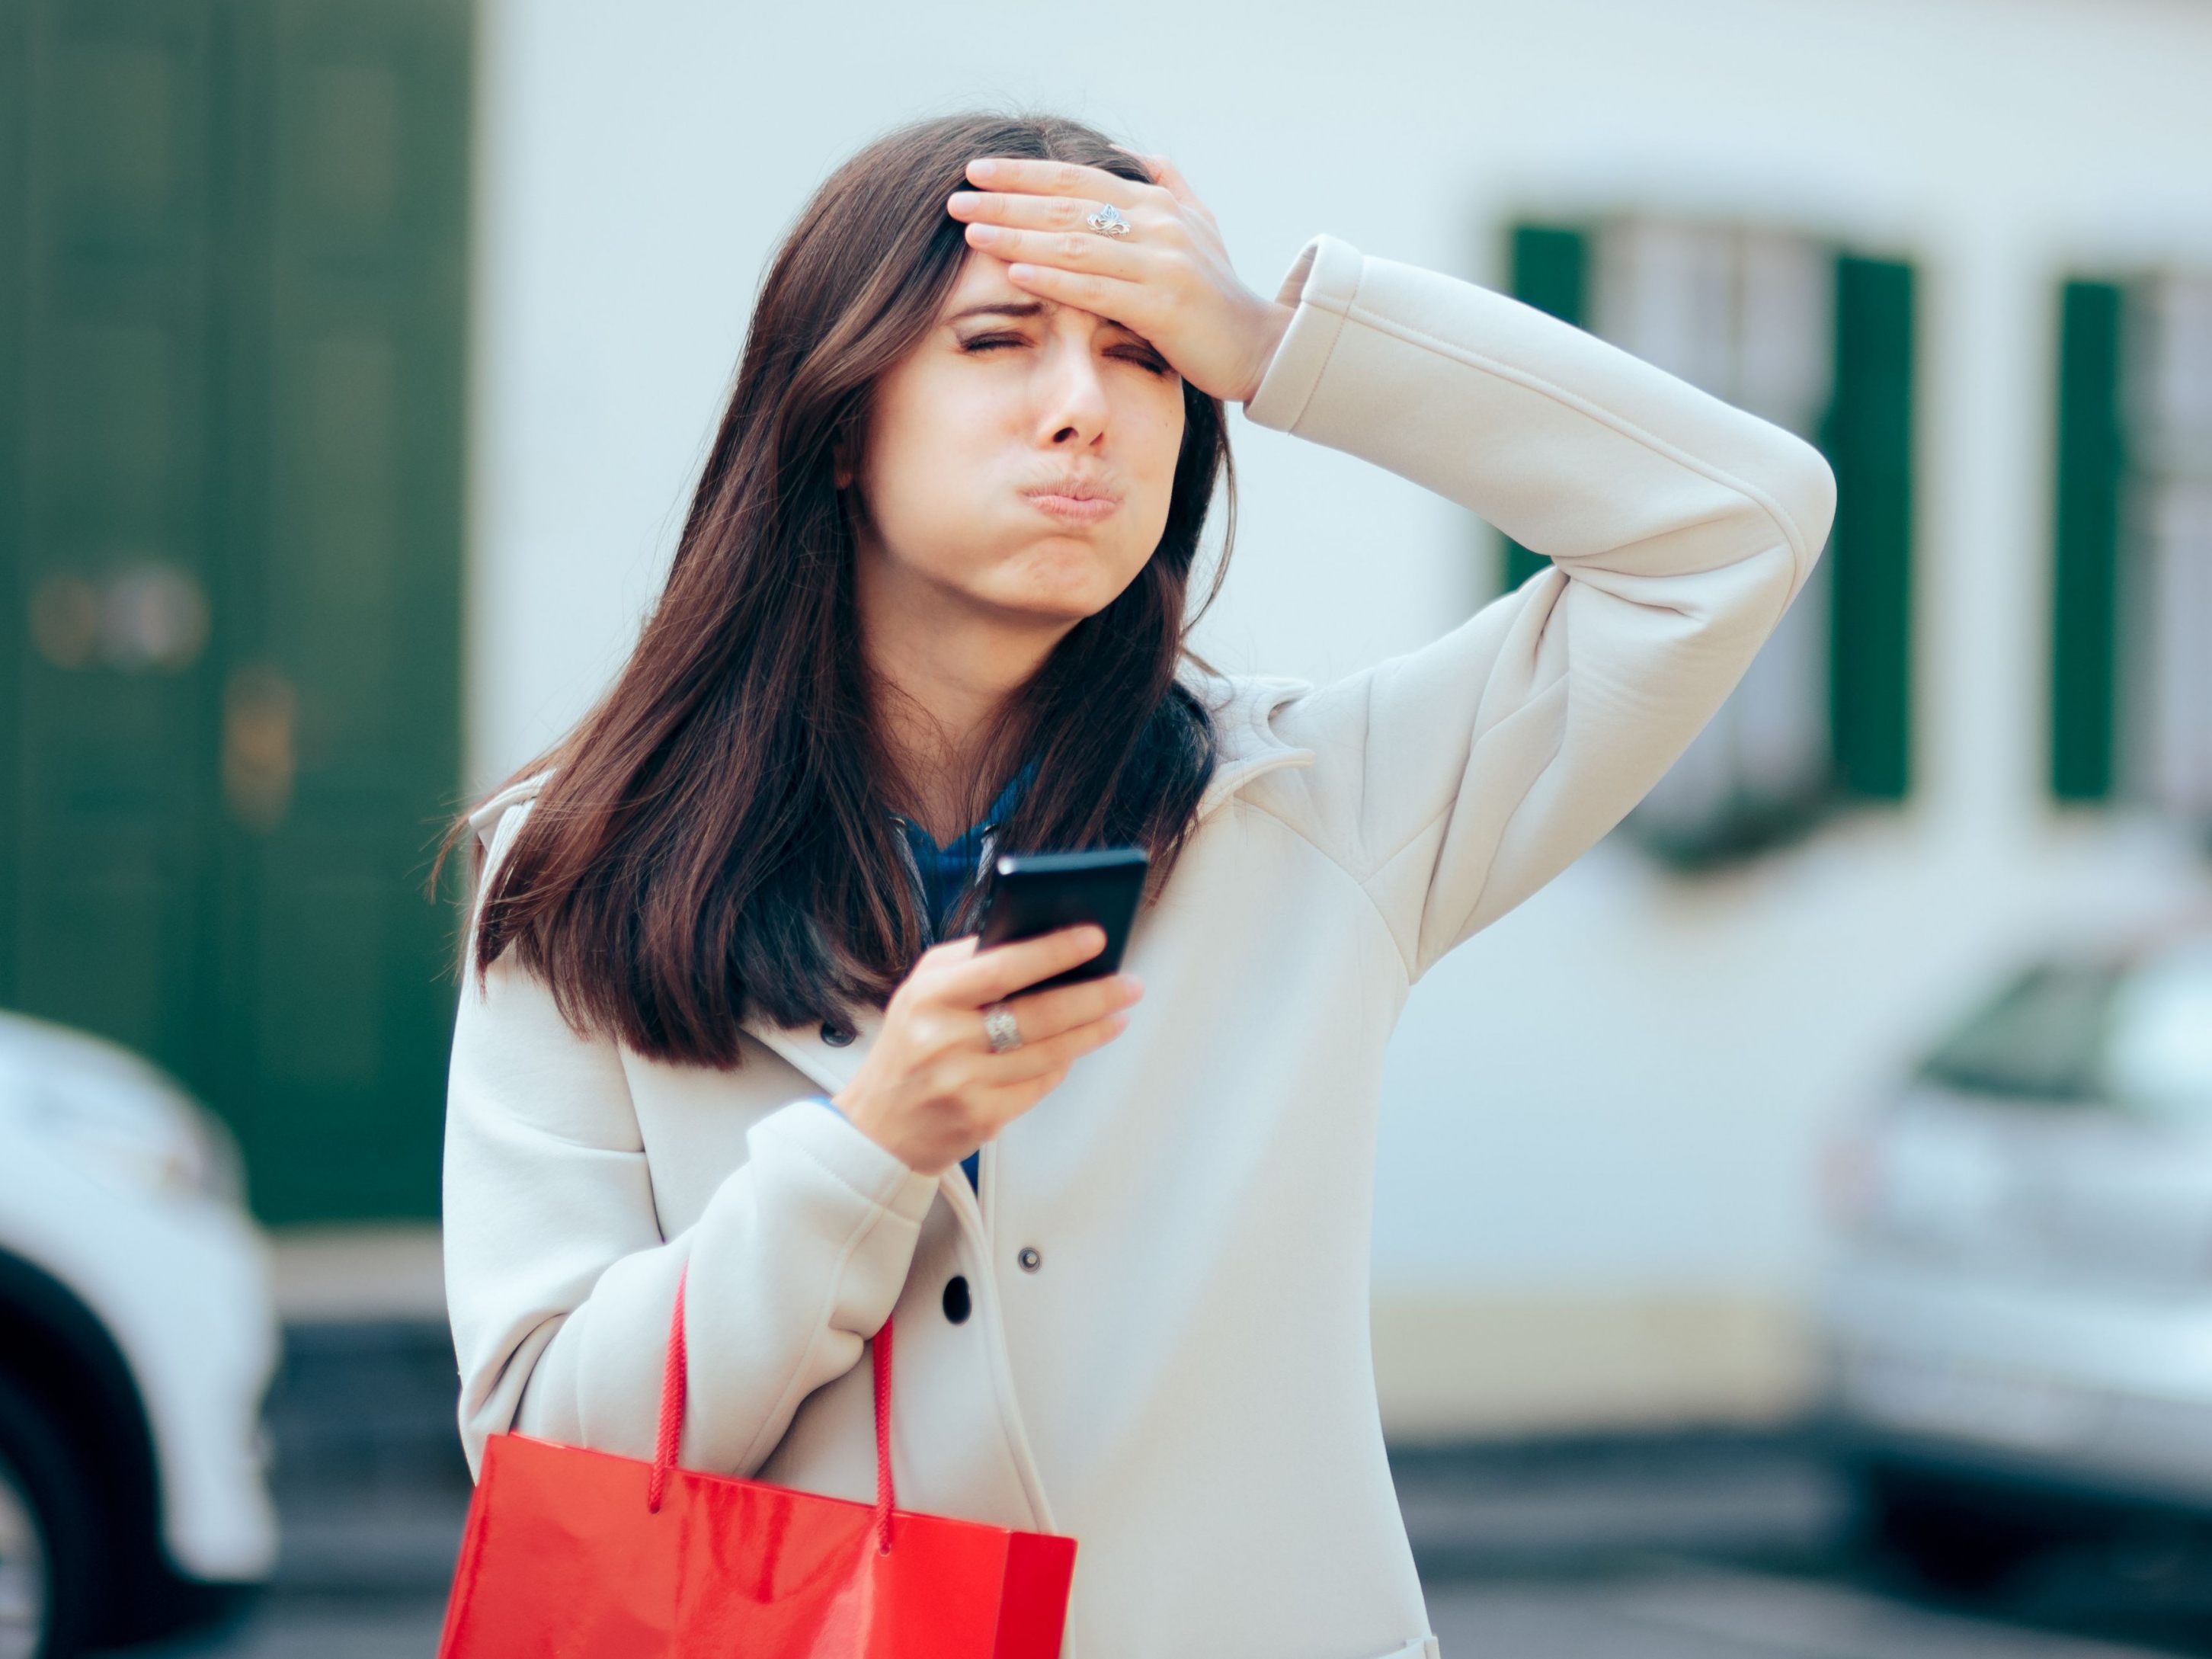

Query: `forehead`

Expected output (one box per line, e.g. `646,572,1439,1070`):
936,255,1137,332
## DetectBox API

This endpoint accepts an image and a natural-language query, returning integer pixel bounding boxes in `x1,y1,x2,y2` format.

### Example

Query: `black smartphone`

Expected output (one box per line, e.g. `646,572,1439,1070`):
975,847,1149,994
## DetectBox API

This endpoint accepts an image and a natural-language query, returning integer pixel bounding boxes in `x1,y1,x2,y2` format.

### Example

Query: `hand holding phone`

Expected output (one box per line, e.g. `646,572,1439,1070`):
827,848,1149,1177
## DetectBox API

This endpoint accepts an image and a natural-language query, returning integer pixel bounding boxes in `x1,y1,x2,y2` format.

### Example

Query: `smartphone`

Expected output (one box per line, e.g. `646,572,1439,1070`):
975,847,1149,994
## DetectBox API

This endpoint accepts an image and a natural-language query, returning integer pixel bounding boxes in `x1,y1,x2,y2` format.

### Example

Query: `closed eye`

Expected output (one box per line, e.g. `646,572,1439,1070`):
961,335,1173,376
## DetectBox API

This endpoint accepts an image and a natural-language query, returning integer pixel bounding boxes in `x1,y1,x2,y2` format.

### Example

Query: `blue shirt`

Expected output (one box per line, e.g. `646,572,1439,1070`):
811,757,1040,1197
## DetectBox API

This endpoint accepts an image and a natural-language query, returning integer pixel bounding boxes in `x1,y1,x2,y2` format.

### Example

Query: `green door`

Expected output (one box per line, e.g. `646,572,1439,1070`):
3,0,469,1223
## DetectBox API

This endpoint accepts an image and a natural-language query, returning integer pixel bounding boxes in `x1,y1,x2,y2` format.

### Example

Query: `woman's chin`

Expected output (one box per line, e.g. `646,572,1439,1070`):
985,565,1134,624
991,594,1116,631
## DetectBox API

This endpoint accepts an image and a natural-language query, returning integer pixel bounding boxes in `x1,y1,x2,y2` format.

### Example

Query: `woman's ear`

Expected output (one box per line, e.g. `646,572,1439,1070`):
832,444,869,530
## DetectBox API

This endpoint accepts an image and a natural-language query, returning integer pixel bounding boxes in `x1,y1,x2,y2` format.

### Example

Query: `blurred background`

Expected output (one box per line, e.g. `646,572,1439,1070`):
7,0,2212,1654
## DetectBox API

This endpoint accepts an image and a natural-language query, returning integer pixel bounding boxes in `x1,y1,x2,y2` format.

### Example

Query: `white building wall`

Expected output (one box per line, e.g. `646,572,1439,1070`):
463,0,2212,1436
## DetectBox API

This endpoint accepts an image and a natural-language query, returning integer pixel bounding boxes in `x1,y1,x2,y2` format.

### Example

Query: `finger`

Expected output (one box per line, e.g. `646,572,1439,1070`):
959,219,1151,284
944,921,1106,1005
964,155,1151,210
908,934,981,980
1160,168,1219,226
996,969,1141,1044
974,1005,1131,1086
1112,145,1209,217
949,187,1176,246
1001,261,1152,327
961,990,1119,1071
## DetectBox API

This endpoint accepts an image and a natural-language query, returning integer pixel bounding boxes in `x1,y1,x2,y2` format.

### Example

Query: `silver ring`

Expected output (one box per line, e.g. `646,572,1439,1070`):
1085,202,1132,238
981,1002,1023,1053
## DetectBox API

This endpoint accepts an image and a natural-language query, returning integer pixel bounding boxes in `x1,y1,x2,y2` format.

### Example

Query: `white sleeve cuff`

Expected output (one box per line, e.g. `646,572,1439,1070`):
1241,232,1365,433
751,1095,940,1225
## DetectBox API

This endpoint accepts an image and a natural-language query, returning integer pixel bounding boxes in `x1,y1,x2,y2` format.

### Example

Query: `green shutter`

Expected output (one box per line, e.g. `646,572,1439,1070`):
1820,255,1916,799
213,0,472,1222
2050,280,2126,802
0,2,27,995
1502,223,1589,591
8,2,227,1072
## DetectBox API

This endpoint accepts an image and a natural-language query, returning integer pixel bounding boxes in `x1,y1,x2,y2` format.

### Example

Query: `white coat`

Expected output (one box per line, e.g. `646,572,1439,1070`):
443,228,1839,1659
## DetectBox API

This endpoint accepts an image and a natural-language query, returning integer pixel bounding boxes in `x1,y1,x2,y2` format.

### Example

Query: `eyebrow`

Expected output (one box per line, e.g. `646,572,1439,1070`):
944,298,1148,340
945,299,1048,323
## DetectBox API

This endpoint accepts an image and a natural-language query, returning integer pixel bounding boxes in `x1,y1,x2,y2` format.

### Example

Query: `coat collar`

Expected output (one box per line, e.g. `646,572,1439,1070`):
1179,661,1317,823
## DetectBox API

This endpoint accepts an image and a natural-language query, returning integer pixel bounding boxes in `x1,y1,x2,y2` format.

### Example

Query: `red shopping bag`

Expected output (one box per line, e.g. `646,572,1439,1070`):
435,1264,1077,1657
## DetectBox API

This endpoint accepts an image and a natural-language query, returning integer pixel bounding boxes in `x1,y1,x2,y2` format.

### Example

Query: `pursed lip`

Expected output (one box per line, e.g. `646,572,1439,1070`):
1021,476,1121,503
1021,477,1122,523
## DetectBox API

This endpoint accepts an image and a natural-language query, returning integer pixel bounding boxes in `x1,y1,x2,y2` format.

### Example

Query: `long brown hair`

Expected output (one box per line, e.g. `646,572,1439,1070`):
429,108,1244,1067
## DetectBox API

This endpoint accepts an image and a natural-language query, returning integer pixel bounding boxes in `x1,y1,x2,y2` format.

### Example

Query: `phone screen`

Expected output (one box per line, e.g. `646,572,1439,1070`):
975,847,1148,994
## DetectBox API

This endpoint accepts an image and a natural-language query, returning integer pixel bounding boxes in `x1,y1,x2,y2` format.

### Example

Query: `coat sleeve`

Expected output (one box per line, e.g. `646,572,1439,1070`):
1236,232,1839,982
441,783,940,1481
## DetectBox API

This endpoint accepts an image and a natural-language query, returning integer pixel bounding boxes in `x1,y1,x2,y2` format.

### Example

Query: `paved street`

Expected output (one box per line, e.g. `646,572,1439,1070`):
117,1516,2212,1659
1426,1565,2204,1659
117,1559,2212,1659
1402,1438,2212,1659
94,1324,2212,1658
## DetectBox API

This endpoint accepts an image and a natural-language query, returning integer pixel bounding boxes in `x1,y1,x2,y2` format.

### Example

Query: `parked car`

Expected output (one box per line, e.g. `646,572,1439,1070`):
1814,918,2212,1590
0,1011,279,1658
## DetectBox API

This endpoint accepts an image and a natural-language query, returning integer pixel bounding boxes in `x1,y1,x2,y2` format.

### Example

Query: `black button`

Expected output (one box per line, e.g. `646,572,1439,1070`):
820,1020,854,1046
1016,1246,1042,1273
941,1275,972,1324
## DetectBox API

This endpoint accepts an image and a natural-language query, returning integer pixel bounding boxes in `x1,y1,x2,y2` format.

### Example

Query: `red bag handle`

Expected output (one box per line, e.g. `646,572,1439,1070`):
646,1263,898,1555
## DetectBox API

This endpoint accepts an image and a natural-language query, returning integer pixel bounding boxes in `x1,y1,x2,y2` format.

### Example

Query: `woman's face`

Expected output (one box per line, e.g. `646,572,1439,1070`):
840,246,1186,634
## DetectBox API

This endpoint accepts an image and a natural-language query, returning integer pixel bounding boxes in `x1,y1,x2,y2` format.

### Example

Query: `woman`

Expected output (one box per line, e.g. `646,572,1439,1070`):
439,110,1836,1659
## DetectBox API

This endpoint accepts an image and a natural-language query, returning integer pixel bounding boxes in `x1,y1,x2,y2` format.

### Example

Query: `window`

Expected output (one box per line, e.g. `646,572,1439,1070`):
2052,272,2212,823
1502,216,1916,870
1916,961,2121,1106
1917,943,2212,1117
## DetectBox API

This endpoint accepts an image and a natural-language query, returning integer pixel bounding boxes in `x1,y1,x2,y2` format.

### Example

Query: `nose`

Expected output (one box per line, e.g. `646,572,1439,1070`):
1032,327,1112,447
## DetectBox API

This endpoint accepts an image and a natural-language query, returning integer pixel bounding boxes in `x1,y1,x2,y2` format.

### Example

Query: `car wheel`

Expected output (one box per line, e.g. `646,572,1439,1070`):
1846,1458,2057,1595
0,1370,96,1659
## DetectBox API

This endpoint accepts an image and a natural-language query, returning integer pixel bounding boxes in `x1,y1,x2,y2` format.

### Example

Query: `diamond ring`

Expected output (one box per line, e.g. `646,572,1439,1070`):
982,1002,1023,1053
1085,202,1132,238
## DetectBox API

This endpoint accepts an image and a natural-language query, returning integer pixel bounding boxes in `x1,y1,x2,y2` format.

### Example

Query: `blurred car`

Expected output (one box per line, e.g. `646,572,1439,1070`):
0,1011,279,1658
1814,918,2212,1590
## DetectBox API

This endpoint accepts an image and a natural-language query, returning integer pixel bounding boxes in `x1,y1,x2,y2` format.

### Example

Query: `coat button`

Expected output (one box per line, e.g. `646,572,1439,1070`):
942,1275,972,1324
1016,1246,1042,1273
820,1020,854,1046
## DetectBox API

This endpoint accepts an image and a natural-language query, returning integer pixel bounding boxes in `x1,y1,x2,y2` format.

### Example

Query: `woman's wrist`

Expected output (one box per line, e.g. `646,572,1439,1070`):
1236,299,1297,405
830,1084,940,1177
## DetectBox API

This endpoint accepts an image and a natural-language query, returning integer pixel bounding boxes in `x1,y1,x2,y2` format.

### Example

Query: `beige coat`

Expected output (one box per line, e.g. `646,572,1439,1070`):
443,227,1838,1659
